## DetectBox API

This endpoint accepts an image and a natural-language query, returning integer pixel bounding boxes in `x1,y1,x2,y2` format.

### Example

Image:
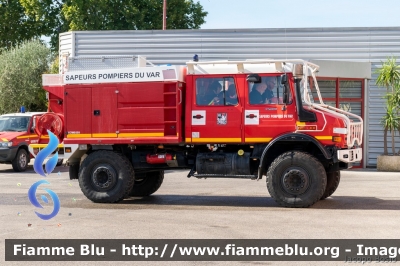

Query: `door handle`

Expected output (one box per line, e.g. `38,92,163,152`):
246,114,257,118
178,88,182,105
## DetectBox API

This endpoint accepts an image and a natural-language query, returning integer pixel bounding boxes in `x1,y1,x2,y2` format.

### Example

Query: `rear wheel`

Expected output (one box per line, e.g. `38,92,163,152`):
78,151,134,203
129,170,164,197
266,151,327,208
320,171,340,200
12,149,29,172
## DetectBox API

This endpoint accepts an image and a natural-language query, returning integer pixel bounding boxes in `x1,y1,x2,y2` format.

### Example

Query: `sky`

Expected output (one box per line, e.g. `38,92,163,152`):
197,0,400,29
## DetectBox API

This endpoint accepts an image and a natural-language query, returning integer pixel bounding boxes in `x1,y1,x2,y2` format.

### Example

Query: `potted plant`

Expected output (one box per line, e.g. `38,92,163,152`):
376,57,400,171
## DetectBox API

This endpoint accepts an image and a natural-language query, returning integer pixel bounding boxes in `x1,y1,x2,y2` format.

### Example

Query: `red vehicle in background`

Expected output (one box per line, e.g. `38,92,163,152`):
0,111,45,171
34,56,363,208
0,110,64,172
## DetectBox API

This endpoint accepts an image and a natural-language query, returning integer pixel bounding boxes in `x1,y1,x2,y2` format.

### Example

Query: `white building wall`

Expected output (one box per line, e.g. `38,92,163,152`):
60,27,400,167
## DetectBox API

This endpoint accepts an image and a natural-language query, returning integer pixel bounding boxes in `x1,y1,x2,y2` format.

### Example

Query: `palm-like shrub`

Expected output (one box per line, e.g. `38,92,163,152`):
376,57,400,155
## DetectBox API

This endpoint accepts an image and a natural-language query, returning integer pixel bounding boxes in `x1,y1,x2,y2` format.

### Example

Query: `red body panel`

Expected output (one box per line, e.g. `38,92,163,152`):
183,73,346,148
44,72,346,150
47,81,183,143
65,87,92,136
92,86,117,136
47,86,64,114
243,74,297,142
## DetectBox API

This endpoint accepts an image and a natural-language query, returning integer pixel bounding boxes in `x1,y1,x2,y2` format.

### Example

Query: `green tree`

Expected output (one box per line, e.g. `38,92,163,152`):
61,0,207,30
48,55,59,74
10,0,207,51
375,57,400,155
0,0,39,49
19,0,64,49
0,39,51,114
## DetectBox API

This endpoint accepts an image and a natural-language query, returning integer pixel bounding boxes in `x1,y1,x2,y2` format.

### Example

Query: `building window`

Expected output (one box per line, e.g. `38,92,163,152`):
311,77,364,167
310,78,363,118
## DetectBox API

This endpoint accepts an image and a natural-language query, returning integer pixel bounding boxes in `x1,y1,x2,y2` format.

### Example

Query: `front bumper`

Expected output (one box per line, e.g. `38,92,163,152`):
0,147,18,162
337,148,362,163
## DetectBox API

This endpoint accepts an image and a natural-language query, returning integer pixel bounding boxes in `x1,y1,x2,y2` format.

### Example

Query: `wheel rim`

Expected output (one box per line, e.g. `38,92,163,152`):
281,167,310,195
19,152,27,168
91,164,117,191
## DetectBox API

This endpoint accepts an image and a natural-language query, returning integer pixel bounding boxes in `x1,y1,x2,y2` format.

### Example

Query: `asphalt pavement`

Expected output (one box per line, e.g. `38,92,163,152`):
0,163,400,266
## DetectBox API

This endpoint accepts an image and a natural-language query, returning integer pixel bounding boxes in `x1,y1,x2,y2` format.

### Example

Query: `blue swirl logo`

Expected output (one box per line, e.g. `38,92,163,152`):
29,130,61,220
28,180,60,220
33,130,59,177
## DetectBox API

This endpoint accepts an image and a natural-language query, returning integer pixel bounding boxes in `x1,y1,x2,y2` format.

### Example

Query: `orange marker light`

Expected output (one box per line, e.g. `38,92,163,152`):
297,126,317,130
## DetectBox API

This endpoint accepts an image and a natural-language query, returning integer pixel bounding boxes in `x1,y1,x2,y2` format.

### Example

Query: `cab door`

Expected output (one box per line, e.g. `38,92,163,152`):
190,76,242,143
244,75,296,143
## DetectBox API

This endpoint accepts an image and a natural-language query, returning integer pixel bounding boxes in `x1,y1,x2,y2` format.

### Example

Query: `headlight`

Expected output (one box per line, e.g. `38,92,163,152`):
0,142,12,147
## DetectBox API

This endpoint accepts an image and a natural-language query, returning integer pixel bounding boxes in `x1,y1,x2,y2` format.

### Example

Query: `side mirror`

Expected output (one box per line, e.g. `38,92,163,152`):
281,74,290,104
246,74,261,83
31,116,37,134
281,74,288,84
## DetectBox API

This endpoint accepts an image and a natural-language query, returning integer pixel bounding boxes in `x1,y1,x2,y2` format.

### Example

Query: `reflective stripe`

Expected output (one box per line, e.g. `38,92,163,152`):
118,133,164,137
245,138,272,142
30,144,64,148
16,134,38,139
92,133,118,138
67,134,91,138
190,138,241,143
315,136,333,140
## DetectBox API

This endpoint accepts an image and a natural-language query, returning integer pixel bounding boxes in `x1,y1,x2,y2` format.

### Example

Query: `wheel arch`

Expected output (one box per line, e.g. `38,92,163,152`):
258,133,335,179
17,143,31,161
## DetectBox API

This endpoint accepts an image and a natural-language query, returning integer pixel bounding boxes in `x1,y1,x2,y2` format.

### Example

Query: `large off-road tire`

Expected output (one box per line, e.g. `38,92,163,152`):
78,150,134,203
266,151,327,208
69,163,79,180
129,170,164,197
320,171,340,200
12,149,29,172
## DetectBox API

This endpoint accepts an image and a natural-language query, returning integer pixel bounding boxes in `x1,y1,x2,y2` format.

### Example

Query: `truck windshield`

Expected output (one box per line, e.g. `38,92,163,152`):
0,116,30,132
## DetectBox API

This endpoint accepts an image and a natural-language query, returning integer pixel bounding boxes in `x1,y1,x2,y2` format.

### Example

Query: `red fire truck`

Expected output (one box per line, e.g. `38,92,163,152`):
36,56,363,207
0,111,63,172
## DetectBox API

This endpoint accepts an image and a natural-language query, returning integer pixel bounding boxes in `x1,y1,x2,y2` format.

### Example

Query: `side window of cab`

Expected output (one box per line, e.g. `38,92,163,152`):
248,75,292,105
196,77,238,106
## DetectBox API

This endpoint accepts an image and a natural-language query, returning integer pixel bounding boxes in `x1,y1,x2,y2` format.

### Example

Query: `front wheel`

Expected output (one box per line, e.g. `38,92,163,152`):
12,149,29,172
320,171,340,200
266,151,327,208
78,151,134,203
